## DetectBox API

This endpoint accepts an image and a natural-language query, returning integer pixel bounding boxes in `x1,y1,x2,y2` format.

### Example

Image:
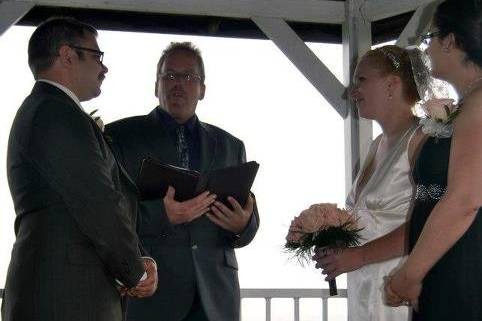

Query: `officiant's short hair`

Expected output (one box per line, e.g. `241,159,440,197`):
28,17,97,78
156,42,205,83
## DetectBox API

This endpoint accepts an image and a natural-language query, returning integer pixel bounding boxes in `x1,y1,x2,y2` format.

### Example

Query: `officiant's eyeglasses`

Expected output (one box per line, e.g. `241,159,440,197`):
69,45,104,64
420,31,441,45
160,72,202,83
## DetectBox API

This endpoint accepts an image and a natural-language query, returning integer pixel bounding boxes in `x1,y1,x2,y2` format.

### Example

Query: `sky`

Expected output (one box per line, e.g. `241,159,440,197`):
0,25,378,321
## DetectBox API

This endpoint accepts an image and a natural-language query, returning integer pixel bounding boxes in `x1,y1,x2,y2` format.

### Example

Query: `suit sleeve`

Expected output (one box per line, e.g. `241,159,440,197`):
232,141,260,248
106,127,174,237
22,102,144,287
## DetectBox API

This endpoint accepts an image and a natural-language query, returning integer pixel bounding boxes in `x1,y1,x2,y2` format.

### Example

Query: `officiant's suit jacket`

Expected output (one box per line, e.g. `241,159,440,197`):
1,82,145,321
105,107,259,321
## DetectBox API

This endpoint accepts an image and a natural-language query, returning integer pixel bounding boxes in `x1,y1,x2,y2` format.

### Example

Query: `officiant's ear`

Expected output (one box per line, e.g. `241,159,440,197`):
198,83,205,100
155,75,160,98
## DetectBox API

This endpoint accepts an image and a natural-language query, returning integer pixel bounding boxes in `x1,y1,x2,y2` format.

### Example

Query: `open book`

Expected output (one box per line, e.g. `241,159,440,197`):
137,157,259,206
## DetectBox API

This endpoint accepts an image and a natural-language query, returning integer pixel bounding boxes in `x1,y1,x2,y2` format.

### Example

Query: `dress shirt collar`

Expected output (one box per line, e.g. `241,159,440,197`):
37,79,85,113
156,106,198,134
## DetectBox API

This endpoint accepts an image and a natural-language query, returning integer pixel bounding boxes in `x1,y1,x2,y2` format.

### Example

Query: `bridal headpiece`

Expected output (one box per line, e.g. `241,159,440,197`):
406,47,456,138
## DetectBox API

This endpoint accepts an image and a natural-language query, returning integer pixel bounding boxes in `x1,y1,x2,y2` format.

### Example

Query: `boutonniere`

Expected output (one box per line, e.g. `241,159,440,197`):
419,98,459,138
89,109,105,133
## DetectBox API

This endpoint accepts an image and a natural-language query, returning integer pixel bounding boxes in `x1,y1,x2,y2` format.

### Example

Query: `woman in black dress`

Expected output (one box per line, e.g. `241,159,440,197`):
385,1,482,320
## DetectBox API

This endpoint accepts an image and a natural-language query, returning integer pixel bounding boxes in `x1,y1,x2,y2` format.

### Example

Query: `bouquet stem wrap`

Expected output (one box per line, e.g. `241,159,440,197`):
329,279,337,296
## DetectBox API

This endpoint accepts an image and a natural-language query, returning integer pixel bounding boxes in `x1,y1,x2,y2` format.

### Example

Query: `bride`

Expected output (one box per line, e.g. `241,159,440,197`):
313,45,426,321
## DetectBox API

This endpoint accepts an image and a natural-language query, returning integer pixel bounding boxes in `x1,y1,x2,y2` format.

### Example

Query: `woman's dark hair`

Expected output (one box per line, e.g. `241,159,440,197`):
434,0,482,67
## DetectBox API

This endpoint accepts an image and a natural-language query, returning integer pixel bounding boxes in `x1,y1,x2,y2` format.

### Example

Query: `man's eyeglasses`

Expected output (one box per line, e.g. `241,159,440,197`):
160,72,202,83
420,31,441,46
69,45,104,63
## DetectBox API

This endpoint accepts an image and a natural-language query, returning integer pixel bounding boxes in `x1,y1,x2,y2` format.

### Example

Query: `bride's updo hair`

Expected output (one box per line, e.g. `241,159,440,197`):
434,0,482,67
361,45,420,105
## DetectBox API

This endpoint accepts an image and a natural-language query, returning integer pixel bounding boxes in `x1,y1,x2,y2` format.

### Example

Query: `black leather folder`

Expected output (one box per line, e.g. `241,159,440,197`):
137,157,259,206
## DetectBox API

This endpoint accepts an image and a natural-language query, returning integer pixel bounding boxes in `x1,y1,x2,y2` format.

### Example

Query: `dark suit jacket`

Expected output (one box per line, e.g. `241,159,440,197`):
1,82,145,321
105,107,259,321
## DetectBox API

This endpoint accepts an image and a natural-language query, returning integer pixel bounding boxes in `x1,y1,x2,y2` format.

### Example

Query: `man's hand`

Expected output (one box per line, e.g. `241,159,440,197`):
127,258,158,298
312,246,365,281
163,186,216,224
206,195,254,234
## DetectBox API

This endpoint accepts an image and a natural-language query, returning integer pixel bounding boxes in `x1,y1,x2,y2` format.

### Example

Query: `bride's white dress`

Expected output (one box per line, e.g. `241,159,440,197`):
346,125,418,321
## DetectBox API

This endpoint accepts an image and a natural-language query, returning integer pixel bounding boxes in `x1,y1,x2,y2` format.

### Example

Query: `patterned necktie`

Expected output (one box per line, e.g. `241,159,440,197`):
176,125,190,169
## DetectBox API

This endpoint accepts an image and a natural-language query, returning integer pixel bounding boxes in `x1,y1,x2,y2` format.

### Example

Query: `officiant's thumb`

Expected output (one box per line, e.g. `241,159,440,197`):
165,186,176,199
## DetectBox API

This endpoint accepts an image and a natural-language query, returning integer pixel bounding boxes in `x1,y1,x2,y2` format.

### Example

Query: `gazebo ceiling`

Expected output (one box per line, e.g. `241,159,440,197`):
16,4,412,44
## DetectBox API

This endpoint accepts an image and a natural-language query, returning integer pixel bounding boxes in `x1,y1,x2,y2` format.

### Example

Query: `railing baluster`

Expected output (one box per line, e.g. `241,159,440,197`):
322,297,328,321
239,288,347,321
294,297,300,321
239,298,243,321
265,297,271,321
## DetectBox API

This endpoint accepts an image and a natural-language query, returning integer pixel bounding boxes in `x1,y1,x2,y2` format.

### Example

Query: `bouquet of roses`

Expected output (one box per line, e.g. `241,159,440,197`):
285,203,362,296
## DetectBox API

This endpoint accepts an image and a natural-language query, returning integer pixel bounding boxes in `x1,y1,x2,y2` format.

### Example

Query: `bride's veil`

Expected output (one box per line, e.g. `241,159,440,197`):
406,46,452,117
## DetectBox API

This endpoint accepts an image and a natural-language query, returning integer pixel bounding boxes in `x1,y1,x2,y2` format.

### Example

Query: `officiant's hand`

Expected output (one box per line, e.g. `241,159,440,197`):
207,195,254,234
127,258,158,298
312,246,365,280
163,186,216,224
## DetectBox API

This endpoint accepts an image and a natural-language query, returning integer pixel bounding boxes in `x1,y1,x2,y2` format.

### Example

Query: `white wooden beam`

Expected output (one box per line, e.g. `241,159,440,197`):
0,0,34,37
343,0,373,196
24,0,345,24
368,0,437,22
253,16,347,118
396,1,439,47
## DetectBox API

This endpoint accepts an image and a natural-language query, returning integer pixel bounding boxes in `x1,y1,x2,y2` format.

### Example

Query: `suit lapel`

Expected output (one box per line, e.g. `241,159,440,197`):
83,106,139,191
199,121,217,172
110,144,138,190
144,108,178,165
34,82,140,191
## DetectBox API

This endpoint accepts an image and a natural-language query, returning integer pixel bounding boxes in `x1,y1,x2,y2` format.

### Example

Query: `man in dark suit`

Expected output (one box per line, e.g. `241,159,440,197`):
105,42,259,321
1,17,157,321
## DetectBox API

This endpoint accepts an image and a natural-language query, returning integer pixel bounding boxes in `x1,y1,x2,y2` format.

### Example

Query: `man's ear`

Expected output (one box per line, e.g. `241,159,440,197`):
154,78,159,98
58,44,74,67
199,83,206,100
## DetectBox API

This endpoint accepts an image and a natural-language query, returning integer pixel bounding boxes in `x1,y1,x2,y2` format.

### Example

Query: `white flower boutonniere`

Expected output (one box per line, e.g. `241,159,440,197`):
419,98,459,138
89,109,105,132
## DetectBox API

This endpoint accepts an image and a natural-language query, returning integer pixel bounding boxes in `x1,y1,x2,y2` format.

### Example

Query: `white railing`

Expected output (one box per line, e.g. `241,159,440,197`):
0,288,347,321
241,288,347,321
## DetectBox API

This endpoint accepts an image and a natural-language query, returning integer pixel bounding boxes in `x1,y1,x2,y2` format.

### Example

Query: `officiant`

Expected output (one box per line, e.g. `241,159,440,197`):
105,41,259,321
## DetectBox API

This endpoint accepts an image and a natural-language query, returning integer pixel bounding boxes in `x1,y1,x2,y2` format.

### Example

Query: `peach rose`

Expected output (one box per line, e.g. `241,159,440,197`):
423,98,456,123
